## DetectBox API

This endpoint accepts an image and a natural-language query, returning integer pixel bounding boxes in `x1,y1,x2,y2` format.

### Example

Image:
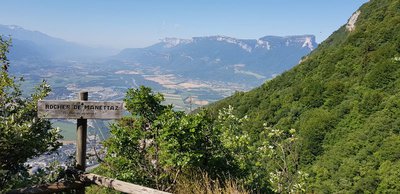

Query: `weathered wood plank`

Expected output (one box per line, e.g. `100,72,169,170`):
82,173,171,194
38,100,124,119
8,173,171,194
7,181,86,194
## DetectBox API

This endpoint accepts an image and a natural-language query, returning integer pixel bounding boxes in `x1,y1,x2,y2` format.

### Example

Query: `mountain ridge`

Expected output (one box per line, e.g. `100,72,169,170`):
121,34,316,51
0,24,116,60
114,34,317,87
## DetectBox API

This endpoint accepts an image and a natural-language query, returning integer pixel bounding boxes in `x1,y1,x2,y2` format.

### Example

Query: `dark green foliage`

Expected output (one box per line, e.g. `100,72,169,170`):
99,86,239,192
297,108,335,164
124,85,165,121
207,0,400,192
0,36,61,191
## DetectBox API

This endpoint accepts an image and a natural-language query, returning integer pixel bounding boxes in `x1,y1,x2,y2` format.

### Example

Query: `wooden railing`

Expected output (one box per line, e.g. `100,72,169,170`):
8,173,171,194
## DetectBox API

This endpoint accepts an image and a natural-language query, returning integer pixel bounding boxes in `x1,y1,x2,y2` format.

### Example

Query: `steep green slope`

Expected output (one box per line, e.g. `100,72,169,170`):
208,0,400,192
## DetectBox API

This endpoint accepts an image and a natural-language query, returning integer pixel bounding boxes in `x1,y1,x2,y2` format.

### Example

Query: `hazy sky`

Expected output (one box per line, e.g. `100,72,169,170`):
0,0,369,49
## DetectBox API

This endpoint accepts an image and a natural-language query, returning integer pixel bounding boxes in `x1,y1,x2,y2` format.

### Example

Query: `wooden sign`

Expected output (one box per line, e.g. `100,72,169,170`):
38,100,124,119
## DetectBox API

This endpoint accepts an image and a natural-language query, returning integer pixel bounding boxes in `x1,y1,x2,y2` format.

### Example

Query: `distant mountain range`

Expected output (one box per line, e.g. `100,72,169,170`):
0,24,114,60
114,35,317,86
0,24,317,88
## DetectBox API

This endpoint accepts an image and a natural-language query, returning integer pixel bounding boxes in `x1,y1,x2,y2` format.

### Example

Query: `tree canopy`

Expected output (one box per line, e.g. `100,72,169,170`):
0,36,61,191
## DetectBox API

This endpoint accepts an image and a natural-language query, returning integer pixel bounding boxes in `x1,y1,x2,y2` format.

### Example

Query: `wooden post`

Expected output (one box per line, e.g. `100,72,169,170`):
76,91,88,194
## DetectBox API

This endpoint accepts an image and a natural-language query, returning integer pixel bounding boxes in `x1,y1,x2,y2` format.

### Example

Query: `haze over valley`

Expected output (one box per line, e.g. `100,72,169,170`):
2,24,317,112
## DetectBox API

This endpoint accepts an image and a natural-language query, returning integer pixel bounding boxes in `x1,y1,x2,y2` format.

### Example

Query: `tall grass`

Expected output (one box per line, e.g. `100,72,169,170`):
174,172,249,194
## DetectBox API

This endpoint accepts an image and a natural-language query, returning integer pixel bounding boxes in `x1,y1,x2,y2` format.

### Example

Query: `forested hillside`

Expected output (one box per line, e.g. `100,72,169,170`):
208,0,400,192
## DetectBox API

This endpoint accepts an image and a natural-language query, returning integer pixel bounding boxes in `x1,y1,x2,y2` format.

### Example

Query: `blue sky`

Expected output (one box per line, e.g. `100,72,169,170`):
0,0,369,49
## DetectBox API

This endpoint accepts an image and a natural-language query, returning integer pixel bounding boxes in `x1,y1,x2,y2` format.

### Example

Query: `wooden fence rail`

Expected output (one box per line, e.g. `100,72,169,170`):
83,173,170,194
7,181,87,194
7,173,171,194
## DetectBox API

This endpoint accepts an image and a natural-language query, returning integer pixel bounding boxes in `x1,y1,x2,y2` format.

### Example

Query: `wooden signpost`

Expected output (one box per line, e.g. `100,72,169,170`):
38,91,123,168
38,100,123,119
38,91,124,194
34,92,170,194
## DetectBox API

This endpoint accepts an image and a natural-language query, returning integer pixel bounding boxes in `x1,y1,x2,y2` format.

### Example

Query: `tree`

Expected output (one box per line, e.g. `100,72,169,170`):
99,86,237,192
263,126,308,193
0,36,61,191
100,86,170,190
214,105,309,193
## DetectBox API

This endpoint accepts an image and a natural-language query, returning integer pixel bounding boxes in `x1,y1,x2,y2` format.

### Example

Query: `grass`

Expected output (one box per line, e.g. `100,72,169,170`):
175,172,249,194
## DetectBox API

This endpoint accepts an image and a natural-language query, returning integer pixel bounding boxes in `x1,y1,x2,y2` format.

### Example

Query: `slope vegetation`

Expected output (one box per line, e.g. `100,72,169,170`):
208,0,400,192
